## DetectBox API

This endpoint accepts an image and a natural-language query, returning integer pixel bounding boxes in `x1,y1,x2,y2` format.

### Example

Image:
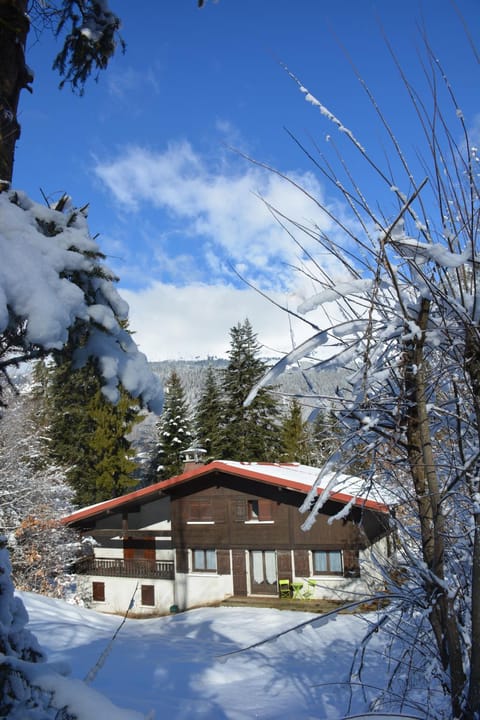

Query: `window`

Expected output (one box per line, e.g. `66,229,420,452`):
312,550,343,575
247,499,273,522
92,581,105,602
192,549,217,572
141,585,155,607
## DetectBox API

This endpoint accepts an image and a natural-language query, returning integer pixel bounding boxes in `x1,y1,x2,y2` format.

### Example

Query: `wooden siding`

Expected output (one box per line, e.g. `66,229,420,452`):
170,474,372,553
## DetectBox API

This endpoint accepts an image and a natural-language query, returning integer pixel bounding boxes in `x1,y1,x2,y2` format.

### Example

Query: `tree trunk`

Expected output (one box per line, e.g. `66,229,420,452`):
465,326,480,717
0,0,31,183
404,298,466,717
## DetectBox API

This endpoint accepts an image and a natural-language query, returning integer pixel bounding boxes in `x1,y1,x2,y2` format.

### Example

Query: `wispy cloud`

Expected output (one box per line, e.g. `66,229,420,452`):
107,65,161,102
94,141,340,292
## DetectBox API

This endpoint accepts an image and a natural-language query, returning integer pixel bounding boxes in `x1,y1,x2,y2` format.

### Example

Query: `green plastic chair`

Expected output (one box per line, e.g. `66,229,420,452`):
278,578,291,599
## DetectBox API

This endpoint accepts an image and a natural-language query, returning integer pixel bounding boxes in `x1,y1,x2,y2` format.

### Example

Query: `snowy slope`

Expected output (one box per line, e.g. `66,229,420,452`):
20,592,427,719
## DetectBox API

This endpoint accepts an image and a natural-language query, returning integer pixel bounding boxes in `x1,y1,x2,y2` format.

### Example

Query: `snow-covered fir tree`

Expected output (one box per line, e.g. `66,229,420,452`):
152,370,192,480
0,188,162,718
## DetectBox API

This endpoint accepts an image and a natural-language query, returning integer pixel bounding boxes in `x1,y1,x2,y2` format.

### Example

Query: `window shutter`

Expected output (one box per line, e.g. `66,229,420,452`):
293,549,310,577
189,501,213,521
216,549,231,575
343,548,360,577
258,499,272,521
141,584,155,606
232,499,247,522
277,549,292,579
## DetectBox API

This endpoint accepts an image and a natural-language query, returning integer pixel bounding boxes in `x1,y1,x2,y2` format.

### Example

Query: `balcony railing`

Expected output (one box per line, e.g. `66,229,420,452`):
76,557,174,580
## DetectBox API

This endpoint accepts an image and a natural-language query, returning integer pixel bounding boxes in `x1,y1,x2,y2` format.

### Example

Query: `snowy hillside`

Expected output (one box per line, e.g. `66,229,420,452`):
20,591,429,719
150,358,343,411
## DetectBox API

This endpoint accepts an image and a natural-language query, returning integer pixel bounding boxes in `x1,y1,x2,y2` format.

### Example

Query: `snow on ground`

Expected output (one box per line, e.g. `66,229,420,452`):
20,592,422,719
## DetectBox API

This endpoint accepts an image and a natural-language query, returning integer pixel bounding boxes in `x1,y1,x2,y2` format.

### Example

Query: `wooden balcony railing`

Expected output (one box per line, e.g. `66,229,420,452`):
76,557,174,580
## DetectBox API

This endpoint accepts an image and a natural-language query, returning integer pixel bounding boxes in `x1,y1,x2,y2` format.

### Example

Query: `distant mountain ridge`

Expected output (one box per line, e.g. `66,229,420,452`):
149,358,343,415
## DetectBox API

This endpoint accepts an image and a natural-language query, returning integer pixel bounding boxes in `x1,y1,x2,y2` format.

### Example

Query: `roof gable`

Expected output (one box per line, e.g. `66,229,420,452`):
63,461,391,526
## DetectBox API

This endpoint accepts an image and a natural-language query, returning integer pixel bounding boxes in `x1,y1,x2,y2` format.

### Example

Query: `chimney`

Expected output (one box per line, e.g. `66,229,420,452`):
181,447,207,472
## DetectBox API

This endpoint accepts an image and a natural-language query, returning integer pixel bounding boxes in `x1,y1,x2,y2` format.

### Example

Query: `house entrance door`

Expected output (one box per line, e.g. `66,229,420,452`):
249,550,277,595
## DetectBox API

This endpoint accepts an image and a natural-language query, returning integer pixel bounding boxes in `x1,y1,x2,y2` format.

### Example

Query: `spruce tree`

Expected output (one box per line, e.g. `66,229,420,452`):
153,370,192,480
195,365,223,459
218,319,280,461
279,398,313,464
45,358,142,505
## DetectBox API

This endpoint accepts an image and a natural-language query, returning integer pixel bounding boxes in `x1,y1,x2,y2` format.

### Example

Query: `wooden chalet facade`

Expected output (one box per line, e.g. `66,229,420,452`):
64,461,392,616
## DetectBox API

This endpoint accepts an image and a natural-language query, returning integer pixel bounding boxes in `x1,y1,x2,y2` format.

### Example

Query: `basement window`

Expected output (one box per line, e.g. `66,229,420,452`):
92,581,105,602
141,584,155,607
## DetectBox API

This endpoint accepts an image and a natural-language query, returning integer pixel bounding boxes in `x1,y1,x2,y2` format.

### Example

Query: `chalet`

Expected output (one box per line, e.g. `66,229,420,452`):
63,460,393,616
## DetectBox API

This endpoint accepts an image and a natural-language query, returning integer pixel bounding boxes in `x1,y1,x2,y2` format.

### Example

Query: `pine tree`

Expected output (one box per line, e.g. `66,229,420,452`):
218,319,280,461
45,358,142,505
195,365,223,459
279,398,313,463
153,370,192,480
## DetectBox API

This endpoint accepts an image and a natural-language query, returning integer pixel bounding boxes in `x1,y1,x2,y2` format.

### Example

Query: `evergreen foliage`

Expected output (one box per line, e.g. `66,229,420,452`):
279,399,313,463
217,319,280,461
45,358,142,505
195,365,223,459
153,370,192,480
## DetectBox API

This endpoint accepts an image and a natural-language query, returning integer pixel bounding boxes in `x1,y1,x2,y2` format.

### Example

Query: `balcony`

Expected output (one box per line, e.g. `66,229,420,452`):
76,557,174,580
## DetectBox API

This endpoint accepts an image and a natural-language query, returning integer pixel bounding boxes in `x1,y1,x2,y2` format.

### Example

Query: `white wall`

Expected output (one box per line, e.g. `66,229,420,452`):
174,572,234,611
78,574,176,616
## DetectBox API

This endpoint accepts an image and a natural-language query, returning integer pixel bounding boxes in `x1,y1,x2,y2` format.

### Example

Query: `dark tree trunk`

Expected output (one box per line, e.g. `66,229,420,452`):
404,298,466,718
465,326,480,717
0,0,31,183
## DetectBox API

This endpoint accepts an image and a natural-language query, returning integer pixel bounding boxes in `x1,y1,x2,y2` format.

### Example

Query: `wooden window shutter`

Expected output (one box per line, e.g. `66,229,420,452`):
176,548,188,573
277,549,292,578
123,542,134,560
143,538,155,560
233,499,247,522
189,501,213,521
258,498,272,521
213,499,226,523
343,548,360,577
216,549,231,575
293,549,310,577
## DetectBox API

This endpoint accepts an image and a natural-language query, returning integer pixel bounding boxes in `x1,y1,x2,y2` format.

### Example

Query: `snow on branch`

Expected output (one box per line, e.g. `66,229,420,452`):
0,188,162,412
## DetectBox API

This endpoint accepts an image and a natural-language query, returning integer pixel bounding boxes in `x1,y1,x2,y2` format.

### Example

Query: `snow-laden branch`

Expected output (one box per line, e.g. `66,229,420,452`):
0,189,162,412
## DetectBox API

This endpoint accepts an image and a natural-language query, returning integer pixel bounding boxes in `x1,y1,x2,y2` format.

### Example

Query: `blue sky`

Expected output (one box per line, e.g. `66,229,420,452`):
12,0,480,360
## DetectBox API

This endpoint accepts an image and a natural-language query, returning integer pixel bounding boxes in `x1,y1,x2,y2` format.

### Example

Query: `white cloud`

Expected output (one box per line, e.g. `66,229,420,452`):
121,281,316,361
94,141,338,292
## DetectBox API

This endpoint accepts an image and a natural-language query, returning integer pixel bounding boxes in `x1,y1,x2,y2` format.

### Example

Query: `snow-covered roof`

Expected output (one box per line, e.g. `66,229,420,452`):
63,460,392,526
